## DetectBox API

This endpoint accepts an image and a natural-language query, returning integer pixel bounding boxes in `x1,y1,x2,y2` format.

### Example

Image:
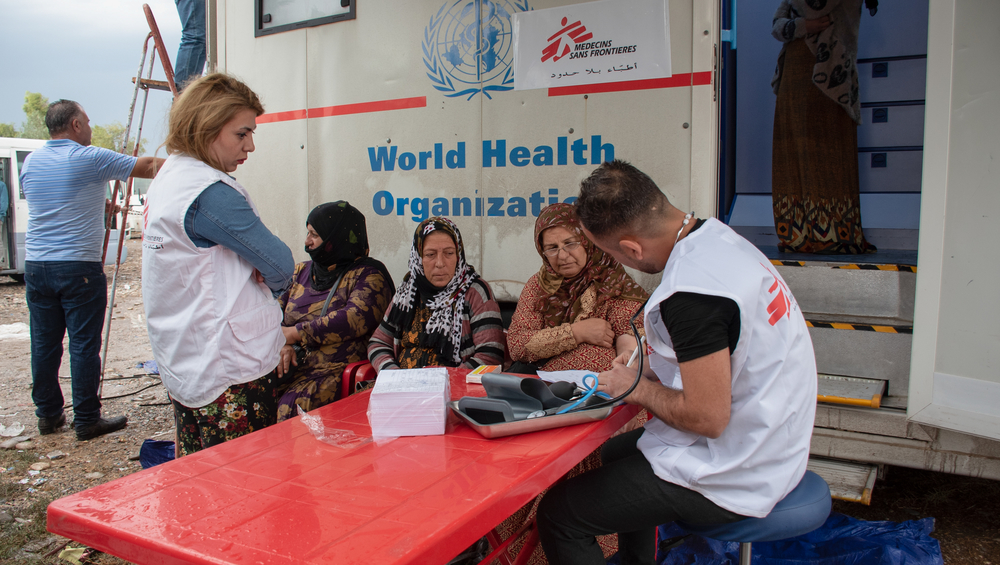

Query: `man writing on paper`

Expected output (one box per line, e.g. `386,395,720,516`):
536,160,817,565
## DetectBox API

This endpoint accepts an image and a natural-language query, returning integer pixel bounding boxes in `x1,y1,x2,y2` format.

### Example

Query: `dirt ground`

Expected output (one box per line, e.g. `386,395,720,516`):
1,237,999,564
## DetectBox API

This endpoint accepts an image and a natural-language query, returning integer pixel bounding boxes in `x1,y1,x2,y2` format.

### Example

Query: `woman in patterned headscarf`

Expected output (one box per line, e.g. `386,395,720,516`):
274,201,395,421
507,203,648,374
367,216,504,373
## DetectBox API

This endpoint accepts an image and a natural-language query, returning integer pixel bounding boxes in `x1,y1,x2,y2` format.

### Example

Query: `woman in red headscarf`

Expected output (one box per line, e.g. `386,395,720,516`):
508,203,648,374
498,203,650,564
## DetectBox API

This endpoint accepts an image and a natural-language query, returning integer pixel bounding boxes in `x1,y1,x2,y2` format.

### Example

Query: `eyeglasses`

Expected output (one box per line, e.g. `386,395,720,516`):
541,240,582,258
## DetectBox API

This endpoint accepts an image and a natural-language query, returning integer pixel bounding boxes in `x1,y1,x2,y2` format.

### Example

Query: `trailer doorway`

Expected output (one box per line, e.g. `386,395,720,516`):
718,0,929,257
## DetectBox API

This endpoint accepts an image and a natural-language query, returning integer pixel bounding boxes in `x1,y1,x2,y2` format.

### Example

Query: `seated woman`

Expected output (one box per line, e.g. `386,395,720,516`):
368,216,504,372
274,201,395,422
498,203,649,564
508,203,648,373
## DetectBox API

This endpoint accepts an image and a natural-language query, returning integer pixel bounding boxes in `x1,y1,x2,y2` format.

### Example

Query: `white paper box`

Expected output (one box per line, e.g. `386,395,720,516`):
367,368,450,438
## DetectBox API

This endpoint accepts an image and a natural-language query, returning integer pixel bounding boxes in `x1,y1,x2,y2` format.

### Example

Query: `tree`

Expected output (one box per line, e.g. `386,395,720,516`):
20,92,50,140
10,92,147,153
91,122,146,155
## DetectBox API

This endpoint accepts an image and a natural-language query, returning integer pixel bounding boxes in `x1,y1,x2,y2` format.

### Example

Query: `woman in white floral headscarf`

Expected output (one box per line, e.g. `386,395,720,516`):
367,216,504,372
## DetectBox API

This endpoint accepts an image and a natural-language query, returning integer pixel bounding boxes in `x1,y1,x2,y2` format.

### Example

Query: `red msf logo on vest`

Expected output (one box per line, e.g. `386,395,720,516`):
541,17,594,62
761,263,793,326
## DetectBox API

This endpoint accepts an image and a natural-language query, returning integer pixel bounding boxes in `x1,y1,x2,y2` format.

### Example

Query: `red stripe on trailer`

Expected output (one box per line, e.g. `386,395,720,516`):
547,71,713,96
258,96,427,124
310,96,427,118
257,109,308,123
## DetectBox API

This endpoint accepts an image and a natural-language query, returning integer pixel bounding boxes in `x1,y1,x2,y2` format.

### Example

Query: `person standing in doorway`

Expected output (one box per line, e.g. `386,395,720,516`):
0,175,9,237
771,0,879,253
20,100,162,440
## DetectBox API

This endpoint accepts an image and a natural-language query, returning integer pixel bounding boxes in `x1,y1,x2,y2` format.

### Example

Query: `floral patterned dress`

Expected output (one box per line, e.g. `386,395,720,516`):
275,260,393,421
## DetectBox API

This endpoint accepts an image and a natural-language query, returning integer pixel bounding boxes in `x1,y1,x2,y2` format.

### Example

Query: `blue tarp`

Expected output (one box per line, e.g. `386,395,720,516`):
654,513,943,565
139,439,175,469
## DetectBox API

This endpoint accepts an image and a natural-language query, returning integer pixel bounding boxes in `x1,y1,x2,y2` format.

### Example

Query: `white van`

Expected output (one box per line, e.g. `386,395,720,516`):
0,137,47,281
1,137,129,281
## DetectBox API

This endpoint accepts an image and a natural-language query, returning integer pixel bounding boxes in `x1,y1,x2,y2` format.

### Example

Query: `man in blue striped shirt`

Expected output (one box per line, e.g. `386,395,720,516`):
21,99,162,441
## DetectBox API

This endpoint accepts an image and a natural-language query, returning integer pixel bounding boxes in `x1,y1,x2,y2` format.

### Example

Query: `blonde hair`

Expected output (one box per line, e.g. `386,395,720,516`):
165,73,264,171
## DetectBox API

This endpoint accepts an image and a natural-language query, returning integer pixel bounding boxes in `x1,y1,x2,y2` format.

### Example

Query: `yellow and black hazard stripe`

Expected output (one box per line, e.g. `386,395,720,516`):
805,320,912,334
834,264,917,273
770,259,916,272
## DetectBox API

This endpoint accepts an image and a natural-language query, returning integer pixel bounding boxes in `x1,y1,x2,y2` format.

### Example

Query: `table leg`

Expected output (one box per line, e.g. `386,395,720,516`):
483,516,535,565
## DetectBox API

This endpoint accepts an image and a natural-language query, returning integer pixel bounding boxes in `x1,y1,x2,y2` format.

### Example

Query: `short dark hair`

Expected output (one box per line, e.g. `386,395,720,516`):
575,159,669,238
45,100,82,136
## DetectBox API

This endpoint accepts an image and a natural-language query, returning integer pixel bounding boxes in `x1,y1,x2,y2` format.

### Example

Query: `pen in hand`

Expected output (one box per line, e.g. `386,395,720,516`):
626,336,646,368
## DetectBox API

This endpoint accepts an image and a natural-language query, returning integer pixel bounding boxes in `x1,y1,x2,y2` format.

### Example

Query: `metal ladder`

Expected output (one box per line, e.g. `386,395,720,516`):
98,4,179,394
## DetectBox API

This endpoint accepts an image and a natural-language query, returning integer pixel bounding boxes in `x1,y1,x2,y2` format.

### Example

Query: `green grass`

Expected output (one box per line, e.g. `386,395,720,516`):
0,449,61,563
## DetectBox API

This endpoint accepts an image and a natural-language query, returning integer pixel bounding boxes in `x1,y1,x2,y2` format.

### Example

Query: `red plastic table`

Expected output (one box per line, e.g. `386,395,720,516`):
47,368,639,565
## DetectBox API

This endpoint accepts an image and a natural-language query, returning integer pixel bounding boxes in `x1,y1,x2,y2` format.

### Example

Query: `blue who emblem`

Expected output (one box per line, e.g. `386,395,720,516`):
423,0,531,100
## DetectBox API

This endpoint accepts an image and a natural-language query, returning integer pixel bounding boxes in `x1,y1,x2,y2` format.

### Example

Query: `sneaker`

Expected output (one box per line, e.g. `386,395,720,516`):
38,413,66,435
76,416,128,441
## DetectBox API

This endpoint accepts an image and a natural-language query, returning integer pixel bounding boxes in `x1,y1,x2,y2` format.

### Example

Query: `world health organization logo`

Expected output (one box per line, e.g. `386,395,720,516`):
423,0,531,100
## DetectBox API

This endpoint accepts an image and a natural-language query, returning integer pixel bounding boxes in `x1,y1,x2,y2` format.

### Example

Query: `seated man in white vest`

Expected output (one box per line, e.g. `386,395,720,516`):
535,160,818,565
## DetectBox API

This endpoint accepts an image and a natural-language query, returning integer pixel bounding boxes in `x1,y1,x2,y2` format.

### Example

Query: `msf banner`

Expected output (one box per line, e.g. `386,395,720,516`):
512,0,671,91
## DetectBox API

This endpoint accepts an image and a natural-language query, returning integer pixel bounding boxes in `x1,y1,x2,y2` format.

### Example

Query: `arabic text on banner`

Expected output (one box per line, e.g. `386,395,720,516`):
512,0,671,91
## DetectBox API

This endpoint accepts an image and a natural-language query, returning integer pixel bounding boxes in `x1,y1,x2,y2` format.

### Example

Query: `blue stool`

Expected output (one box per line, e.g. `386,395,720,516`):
676,470,832,565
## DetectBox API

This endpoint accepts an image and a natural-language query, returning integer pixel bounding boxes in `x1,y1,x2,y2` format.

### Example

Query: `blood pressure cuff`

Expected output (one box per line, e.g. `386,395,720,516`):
457,373,573,423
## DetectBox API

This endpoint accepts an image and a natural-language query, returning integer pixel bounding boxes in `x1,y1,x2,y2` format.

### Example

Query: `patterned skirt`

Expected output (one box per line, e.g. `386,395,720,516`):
172,372,278,457
772,39,876,254
275,362,347,422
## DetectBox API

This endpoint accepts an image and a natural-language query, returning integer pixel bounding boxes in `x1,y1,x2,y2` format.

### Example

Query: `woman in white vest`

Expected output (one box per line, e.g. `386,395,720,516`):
142,74,295,456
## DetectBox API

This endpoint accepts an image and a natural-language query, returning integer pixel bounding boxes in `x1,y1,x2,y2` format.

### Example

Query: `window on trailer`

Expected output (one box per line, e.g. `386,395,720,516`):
256,0,356,37
16,151,32,199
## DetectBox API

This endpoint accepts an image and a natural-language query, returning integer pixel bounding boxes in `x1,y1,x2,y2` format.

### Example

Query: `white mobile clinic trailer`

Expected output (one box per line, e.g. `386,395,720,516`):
207,0,999,498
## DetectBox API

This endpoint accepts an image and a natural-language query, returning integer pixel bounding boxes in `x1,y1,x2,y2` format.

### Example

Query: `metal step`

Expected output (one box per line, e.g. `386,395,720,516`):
818,374,886,408
808,318,912,397
132,76,171,91
815,403,928,440
807,457,879,505
775,261,916,321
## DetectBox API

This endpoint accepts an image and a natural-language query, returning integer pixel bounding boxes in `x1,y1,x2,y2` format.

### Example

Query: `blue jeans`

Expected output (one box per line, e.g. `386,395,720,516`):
174,0,206,89
26,261,107,428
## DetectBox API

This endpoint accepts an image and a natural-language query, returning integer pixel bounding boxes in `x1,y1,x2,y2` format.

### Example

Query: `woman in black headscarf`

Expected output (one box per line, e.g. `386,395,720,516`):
274,201,395,421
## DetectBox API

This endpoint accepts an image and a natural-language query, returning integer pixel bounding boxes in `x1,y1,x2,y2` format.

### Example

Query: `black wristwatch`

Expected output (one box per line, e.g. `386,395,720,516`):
291,344,308,365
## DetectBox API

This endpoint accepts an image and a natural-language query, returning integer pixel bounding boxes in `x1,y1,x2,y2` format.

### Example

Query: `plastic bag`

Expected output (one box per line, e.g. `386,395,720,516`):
135,359,159,375
655,513,943,565
298,406,371,449
139,439,175,469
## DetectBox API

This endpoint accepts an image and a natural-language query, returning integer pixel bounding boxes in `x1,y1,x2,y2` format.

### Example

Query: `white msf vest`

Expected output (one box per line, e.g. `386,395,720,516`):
141,154,283,408
638,218,817,518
